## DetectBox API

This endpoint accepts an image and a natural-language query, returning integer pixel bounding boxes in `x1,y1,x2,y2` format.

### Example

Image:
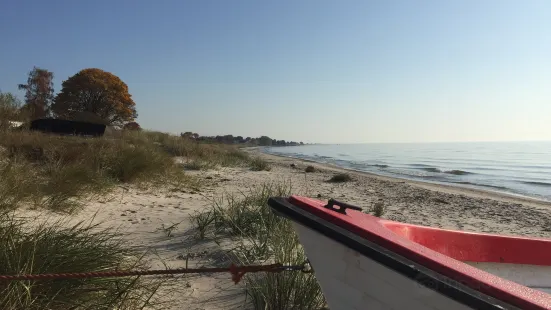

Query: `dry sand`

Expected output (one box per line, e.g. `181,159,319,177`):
16,149,551,309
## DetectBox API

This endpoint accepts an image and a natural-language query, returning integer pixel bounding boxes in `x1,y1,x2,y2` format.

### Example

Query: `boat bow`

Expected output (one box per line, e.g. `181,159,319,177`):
268,196,551,310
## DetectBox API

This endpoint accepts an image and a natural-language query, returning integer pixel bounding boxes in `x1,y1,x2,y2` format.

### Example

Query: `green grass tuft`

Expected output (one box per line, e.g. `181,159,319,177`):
372,201,386,217
250,157,272,171
328,173,352,183
0,212,172,309
189,182,326,309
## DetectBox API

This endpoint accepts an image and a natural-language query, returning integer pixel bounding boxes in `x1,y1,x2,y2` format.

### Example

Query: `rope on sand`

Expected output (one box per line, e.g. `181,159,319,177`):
0,261,312,284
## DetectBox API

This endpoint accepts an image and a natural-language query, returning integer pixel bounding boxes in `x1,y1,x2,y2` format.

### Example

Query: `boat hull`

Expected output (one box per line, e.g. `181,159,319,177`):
294,222,473,309
268,196,551,310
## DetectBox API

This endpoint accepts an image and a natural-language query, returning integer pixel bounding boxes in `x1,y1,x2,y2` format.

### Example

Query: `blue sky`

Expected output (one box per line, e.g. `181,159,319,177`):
1,0,550,143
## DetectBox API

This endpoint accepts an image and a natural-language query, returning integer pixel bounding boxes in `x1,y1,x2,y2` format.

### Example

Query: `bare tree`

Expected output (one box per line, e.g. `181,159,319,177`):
18,66,55,119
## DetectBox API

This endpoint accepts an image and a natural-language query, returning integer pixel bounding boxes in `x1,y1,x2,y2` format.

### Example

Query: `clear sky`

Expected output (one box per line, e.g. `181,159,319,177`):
1,0,550,143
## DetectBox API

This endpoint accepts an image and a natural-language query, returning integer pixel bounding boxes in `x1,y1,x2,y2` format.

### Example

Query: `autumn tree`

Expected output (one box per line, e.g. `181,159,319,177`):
123,121,141,131
52,68,137,126
18,66,55,119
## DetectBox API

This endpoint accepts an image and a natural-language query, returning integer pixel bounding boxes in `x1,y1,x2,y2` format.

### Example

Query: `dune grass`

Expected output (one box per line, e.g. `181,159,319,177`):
0,130,265,212
136,131,252,167
181,160,208,171
0,212,174,310
0,133,184,212
328,173,352,183
190,182,326,309
249,156,272,171
372,201,386,217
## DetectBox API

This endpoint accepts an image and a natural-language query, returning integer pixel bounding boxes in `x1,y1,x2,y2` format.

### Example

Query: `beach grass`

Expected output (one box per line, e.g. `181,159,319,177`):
0,130,256,212
249,156,272,171
190,182,326,309
372,201,386,217
328,173,352,183
0,212,174,310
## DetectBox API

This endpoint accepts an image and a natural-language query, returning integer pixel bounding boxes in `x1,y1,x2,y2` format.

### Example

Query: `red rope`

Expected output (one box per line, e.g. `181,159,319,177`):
0,263,300,284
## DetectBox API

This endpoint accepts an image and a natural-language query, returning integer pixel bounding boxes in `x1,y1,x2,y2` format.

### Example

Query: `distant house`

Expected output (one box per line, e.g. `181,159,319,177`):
8,121,23,129
30,118,106,137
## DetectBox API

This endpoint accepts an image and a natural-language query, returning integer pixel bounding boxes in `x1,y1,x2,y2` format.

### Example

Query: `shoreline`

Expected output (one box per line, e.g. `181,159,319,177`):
254,150,551,211
258,147,551,208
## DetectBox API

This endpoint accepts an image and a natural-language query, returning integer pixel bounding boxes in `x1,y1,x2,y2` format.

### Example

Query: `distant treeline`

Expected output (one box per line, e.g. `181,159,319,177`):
180,132,304,146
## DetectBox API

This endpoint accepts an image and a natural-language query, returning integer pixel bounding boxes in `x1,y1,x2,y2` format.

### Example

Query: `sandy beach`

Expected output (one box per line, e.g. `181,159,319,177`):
15,148,551,309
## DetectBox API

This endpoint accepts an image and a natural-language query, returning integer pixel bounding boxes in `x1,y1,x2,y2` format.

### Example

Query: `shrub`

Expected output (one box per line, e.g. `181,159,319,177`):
305,165,315,173
328,173,352,183
250,157,271,171
123,121,141,131
0,91,23,131
372,201,386,217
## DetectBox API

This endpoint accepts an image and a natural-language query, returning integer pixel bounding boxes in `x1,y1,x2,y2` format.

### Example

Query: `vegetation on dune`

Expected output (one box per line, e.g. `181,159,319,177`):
182,160,207,171
190,183,326,309
250,156,272,171
372,201,386,217
305,165,315,173
328,173,353,183
0,127,274,212
0,130,194,212
0,212,172,310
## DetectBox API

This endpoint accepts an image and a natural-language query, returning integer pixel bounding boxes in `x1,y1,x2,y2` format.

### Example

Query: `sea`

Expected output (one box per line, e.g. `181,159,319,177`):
263,142,551,201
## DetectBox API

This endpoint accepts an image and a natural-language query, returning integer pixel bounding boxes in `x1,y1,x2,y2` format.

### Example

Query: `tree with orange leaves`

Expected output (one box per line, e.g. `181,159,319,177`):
52,68,137,126
123,121,141,131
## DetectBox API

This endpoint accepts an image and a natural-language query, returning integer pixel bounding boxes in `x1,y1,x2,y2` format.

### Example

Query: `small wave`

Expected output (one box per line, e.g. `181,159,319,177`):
444,170,473,175
409,163,433,167
521,181,551,187
453,181,508,190
420,167,441,173
371,164,389,168
317,155,333,159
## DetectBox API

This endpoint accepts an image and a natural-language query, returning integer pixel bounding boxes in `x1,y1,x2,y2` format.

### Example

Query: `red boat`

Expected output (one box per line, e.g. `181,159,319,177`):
268,196,551,310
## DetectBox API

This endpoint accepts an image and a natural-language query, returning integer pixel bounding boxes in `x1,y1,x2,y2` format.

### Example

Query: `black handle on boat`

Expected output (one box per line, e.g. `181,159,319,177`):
324,199,363,214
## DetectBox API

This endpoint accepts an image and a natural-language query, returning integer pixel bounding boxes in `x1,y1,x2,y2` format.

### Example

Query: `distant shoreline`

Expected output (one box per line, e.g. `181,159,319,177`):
254,149,551,208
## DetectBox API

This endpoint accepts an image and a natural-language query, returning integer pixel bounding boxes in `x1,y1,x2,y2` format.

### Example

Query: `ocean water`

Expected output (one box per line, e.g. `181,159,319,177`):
264,142,551,201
